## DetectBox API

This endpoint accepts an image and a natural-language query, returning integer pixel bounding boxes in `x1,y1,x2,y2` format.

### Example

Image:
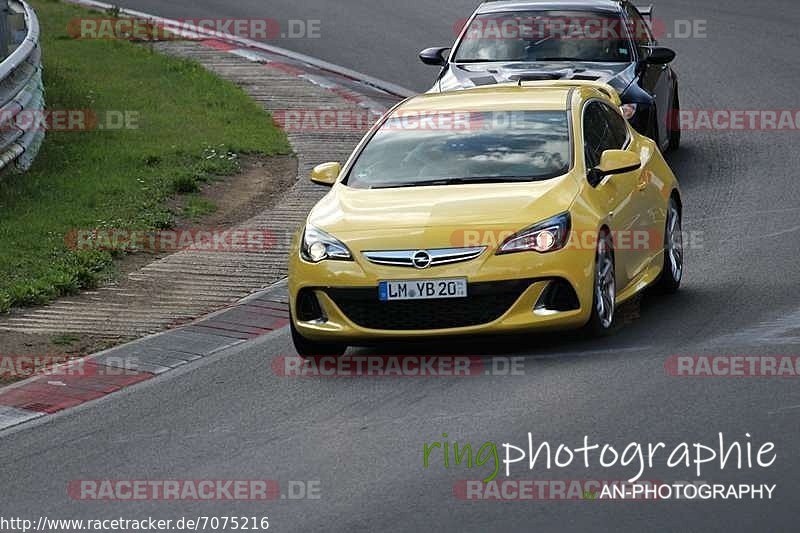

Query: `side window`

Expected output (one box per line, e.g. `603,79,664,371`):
583,102,612,169
600,103,629,149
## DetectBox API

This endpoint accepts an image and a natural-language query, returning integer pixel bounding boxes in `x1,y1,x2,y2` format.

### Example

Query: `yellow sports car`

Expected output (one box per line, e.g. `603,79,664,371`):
288,81,683,356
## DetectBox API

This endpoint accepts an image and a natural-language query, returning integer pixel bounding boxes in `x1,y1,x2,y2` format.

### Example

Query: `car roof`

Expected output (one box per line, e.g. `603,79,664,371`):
397,85,572,113
475,0,623,15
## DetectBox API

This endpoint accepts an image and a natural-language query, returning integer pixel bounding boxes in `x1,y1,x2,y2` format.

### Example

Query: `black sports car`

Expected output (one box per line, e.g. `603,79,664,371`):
420,0,680,151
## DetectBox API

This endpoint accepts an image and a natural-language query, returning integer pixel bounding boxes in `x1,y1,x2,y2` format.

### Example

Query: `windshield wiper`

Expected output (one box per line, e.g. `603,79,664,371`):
370,177,539,189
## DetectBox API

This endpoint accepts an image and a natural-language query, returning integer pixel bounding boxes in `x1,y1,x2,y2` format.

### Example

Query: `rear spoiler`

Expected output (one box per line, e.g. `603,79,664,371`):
503,78,623,106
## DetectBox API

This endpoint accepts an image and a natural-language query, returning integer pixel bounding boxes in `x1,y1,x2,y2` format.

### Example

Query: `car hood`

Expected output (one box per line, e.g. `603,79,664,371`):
436,61,636,95
306,175,579,250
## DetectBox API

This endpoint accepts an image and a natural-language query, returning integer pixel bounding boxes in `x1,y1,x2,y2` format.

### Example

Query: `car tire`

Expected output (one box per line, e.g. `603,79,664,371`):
290,319,347,358
585,230,617,337
656,197,683,293
668,89,681,151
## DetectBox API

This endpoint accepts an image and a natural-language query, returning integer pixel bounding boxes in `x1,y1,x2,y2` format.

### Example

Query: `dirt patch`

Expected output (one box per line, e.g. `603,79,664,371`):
172,154,297,228
0,334,121,387
0,155,298,376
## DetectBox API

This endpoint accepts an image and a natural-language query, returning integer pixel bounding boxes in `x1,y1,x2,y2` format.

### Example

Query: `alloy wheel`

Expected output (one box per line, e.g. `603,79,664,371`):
595,235,616,329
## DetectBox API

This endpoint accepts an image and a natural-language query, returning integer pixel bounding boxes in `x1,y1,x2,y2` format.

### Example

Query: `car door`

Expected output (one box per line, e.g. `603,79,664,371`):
625,3,672,146
598,102,656,281
583,101,641,288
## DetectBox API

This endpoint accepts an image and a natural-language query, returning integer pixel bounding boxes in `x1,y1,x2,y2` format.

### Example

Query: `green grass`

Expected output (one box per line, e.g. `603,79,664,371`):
51,333,81,346
181,195,218,221
0,0,291,312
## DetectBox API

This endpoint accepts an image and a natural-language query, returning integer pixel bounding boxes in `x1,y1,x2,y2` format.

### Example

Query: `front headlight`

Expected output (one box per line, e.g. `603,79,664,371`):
496,213,571,255
300,225,352,263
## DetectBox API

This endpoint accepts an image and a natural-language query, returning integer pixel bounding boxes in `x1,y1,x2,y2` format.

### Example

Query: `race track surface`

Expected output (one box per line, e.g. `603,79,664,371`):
1,1,799,530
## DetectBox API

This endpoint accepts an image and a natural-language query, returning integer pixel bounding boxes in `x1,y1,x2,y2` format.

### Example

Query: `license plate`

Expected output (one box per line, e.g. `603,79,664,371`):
379,278,468,301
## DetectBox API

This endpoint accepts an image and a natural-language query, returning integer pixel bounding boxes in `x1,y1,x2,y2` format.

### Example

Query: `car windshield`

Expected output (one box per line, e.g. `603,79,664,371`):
345,110,571,189
454,10,632,63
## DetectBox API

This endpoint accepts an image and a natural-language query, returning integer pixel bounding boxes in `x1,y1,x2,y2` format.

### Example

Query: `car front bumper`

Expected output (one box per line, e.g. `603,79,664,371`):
288,244,596,342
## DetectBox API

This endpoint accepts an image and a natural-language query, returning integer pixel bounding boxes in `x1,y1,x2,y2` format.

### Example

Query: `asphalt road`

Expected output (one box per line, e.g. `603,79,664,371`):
2,0,800,531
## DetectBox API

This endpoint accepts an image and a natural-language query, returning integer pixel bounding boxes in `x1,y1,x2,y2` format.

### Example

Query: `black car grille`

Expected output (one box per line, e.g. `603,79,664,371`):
323,279,535,331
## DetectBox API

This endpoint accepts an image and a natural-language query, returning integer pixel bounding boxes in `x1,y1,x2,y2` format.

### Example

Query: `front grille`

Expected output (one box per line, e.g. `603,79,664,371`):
324,279,534,331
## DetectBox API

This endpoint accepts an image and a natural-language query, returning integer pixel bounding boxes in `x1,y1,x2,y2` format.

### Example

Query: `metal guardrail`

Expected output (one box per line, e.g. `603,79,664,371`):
0,0,43,173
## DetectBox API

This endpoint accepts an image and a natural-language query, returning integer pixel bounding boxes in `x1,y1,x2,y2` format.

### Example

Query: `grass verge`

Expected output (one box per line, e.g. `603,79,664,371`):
0,0,291,312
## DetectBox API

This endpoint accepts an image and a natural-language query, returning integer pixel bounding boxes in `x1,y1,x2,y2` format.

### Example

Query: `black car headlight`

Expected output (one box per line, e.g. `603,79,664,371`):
300,225,352,263
496,213,571,255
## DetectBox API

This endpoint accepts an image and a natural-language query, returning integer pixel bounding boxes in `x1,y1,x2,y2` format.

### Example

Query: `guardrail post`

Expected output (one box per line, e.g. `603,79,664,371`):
0,0,9,59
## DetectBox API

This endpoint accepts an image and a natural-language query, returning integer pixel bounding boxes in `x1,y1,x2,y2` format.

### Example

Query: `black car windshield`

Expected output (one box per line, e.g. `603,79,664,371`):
454,10,632,63
345,110,571,189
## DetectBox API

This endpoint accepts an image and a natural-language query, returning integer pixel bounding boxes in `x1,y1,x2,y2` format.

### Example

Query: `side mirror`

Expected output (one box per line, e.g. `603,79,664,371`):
419,47,450,66
588,150,642,187
310,162,341,186
644,46,676,65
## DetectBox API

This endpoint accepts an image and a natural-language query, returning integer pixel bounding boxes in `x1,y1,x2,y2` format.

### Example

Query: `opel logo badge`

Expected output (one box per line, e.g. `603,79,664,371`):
412,250,432,269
